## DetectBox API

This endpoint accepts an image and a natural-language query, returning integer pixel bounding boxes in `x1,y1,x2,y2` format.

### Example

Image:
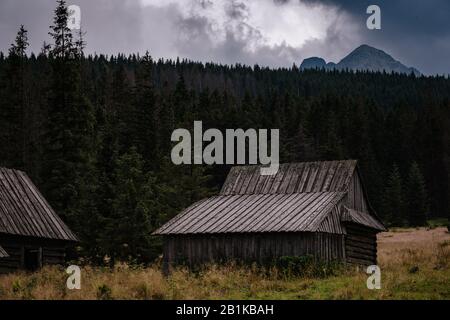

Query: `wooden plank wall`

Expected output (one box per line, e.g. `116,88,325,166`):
0,236,67,274
344,223,377,266
42,247,66,266
163,232,345,267
0,244,21,273
346,171,369,213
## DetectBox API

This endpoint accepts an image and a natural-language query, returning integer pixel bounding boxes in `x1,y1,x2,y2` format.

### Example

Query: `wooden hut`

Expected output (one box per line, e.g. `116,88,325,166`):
154,160,386,268
0,168,78,273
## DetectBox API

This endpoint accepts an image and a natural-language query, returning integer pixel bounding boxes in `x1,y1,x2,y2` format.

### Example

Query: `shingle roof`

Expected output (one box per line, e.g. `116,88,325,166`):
0,168,78,242
220,160,357,195
0,245,8,258
155,160,385,236
342,207,386,231
154,192,345,235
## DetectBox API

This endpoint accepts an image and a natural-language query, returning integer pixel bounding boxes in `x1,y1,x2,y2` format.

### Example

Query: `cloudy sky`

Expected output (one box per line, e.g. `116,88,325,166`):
0,0,449,75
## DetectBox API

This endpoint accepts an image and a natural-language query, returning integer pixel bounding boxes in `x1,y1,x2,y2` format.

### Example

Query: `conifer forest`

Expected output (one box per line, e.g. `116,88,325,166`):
1,0,449,264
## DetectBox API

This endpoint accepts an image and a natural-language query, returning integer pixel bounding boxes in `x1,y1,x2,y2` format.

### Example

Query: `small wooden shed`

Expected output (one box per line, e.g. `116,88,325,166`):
154,160,386,267
0,168,78,273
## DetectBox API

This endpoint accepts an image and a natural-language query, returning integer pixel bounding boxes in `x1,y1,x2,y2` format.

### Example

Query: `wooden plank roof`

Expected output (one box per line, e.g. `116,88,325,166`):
0,245,8,258
0,168,78,242
342,207,386,231
155,160,385,236
220,160,357,195
154,192,345,235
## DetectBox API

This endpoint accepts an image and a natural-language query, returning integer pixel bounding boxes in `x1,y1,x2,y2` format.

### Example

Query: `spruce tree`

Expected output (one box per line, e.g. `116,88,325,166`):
107,147,156,263
284,122,317,162
382,164,405,226
131,51,157,168
112,64,133,153
9,25,29,58
406,161,428,226
43,0,96,231
156,81,175,158
74,27,86,58
173,73,189,123
1,25,29,169
48,0,74,59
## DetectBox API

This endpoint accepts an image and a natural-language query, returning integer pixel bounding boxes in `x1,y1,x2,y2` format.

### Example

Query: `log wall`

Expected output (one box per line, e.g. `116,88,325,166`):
0,234,67,274
344,223,377,266
163,232,345,267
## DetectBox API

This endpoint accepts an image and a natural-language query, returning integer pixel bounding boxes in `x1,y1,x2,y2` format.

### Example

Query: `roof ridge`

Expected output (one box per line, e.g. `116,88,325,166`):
0,167,27,174
229,159,357,169
221,160,359,195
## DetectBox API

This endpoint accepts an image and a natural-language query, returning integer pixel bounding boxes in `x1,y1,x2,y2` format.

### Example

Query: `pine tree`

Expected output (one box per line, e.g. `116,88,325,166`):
40,41,51,56
382,164,405,226
155,81,175,158
112,64,133,153
42,0,96,231
319,111,344,160
131,51,157,168
181,165,215,205
0,25,29,169
173,73,189,123
106,147,157,263
157,160,214,217
406,161,428,226
48,0,74,58
283,122,317,162
74,27,86,58
9,25,29,58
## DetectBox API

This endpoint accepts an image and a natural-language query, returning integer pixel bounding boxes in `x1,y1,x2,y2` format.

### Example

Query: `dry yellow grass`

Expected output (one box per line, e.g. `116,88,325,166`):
0,227,449,300
378,227,450,268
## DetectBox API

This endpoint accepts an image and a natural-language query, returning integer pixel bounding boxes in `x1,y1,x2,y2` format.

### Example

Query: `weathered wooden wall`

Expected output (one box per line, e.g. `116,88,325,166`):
0,234,67,274
163,232,345,267
344,223,377,266
346,171,369,213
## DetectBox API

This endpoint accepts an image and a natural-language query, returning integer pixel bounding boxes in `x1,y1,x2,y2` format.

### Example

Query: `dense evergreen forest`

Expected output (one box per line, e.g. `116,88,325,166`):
1,0,449,264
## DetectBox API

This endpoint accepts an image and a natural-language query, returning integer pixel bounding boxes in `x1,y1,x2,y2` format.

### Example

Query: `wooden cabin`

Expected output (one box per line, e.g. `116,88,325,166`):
154,160,386,268
0,168,78,273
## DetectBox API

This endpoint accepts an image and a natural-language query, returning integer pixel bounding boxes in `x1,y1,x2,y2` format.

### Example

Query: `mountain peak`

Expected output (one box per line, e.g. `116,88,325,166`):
350,44,389,57
300,45,421,76
354,44,378,51
299,57,326,70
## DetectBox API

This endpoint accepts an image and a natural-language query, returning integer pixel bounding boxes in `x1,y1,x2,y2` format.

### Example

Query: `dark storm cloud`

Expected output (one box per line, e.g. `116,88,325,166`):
303,0,450,37
169,0,360,67
301,0,450,74
0,0,449,75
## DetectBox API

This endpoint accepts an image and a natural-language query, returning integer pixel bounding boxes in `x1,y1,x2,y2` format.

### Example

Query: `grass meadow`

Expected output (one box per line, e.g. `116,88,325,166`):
0,227,449,300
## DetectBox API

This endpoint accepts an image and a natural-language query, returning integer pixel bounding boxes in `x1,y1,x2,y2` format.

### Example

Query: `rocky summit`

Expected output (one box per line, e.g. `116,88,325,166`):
300,44,421,76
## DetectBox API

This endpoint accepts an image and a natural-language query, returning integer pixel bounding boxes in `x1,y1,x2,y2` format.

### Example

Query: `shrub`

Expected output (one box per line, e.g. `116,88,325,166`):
275,255,341,278
12,280,21,295
97,284,113,300
11,278,36,299
408,266,419,274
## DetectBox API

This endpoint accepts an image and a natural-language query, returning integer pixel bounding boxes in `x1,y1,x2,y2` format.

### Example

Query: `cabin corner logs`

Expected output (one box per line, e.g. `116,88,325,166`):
155,160,386,269
1,160,386,273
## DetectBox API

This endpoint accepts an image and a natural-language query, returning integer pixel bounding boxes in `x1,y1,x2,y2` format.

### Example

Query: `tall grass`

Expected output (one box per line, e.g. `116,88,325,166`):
0,227,449,300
